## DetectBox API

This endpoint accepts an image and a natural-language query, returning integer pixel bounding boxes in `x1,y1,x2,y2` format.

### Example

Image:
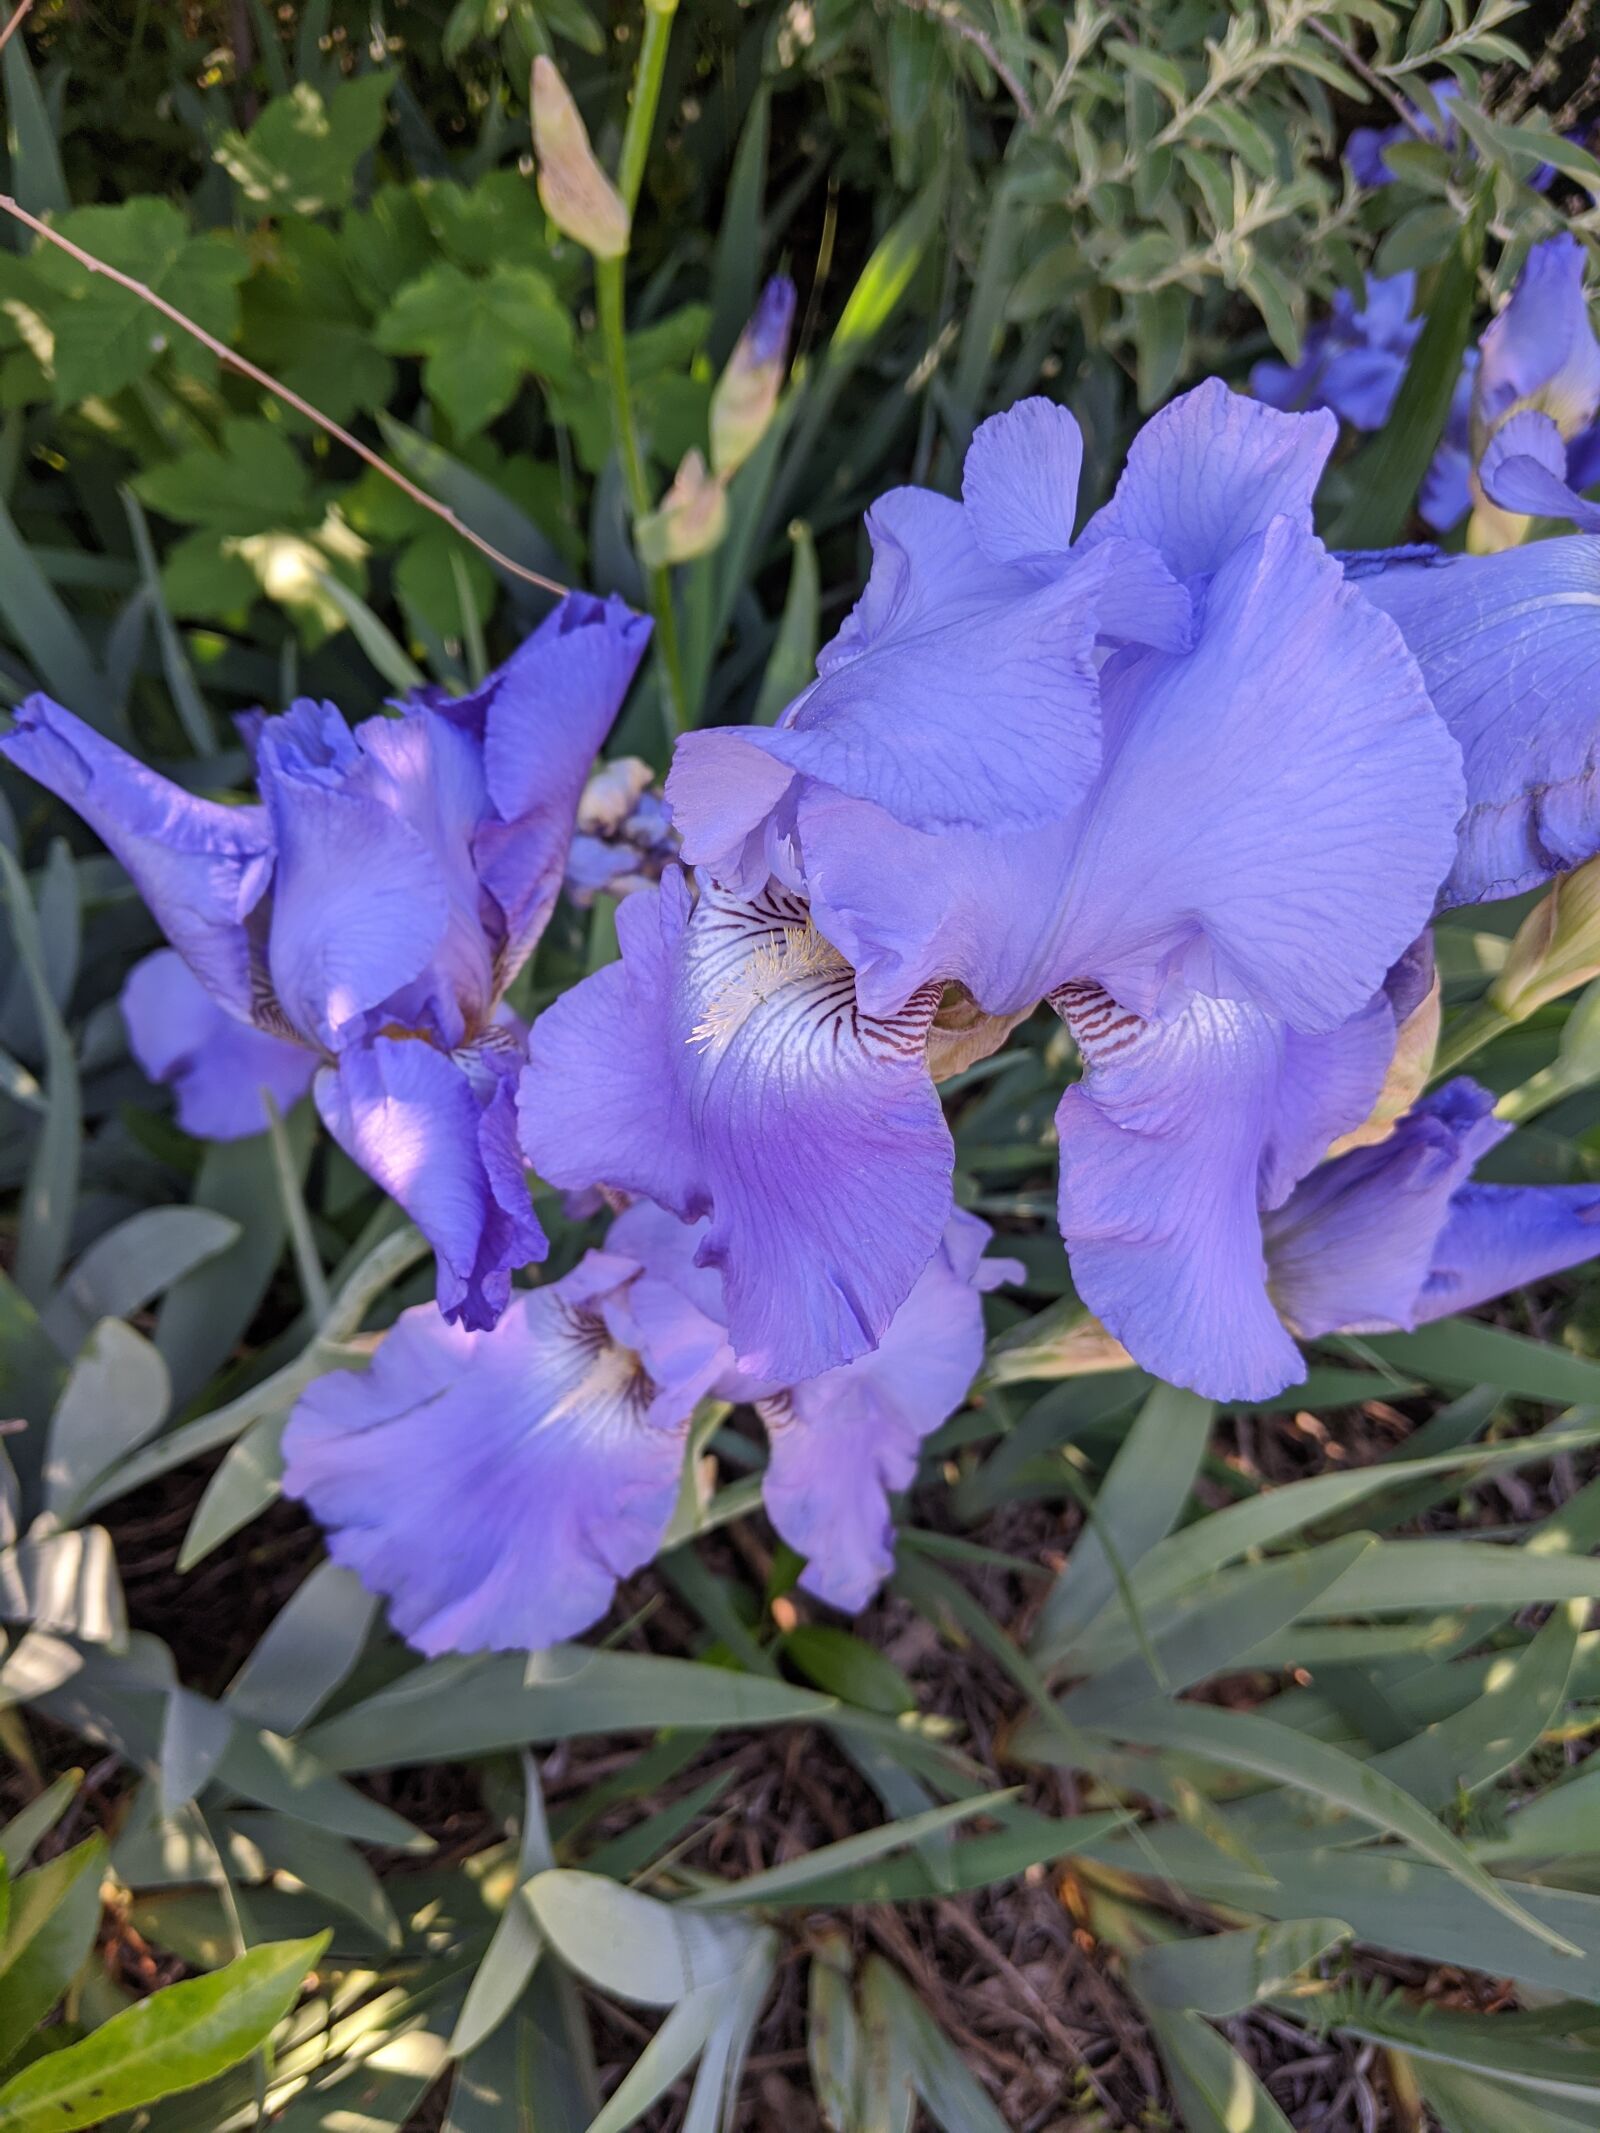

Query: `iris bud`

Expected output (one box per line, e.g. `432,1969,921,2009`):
1490,853,1600,1020
635,449,727,566
710,276,797,478
530,57,629,261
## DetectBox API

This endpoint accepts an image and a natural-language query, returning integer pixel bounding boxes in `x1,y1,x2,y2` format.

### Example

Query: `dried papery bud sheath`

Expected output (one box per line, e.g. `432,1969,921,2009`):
635,449,727,566
530,56,629,261
710,275,797,478
1491,853,1600,1020
1327,971,1442,1157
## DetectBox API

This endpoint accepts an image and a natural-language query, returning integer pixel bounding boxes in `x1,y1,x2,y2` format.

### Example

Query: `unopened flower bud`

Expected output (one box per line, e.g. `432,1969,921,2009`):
635,450,727,567
1490,853,1600,1020
985,1296,1133,1388
530,57,629,261
1327,969,1442,1156
710,276,797,478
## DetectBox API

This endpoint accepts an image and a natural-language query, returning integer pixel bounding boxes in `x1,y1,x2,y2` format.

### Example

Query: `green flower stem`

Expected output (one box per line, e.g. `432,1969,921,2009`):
1429,997,1515,1083
597,0,690,739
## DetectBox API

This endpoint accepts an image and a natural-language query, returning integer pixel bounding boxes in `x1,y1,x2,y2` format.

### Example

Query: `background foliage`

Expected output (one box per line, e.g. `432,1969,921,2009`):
4,2,1600,2128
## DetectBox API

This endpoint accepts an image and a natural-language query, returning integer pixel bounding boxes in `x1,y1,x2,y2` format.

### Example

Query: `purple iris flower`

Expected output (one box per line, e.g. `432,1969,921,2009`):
1346,80,1560,192
281,1201,1016,1651
1265,1079,1600,1342
520,384,1466,1401
1422,235,1600,534
1251,272,1420,431
1,595,649,1328
1346,80,1463,187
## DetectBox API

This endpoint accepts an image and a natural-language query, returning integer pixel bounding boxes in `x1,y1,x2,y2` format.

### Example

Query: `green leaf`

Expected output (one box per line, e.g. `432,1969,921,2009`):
865,1958,1012,2133
43,1319,169,1522
1055,1533,1376,1724
2,28,68,218
0,846,80,1302
0,490,104,718
224,1561,377,1738
135,418,316,535
40,201,248,404
1074,1701,1580,1957
215,74,394,215
1144,2005,1296,2133
689,1792,1016,1911
583,1987,726,2133
525,1871,755,2007
0,1772,81,1874
1032,1382,1214,1664
1130,1917,1352,2016
1357,1319,1600,1405
376,262,575,436
0,1836,106,2066
752,521,819,725
42,1201,236,1360
239,217,394,424
0,1931,327,2130
155,1112,311,1409
232,1815,399,1948
0,1526,125,1646
783,1625,916,1715
726,1807,1125,1910
1420,2063,1600,2133
304,1648,832,1771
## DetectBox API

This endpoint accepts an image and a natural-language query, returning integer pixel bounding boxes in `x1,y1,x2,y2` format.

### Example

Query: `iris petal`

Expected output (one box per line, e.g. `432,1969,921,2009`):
520,871,955,1381
282,1254,722,1654
121,949,315,1141
0,695,272,1020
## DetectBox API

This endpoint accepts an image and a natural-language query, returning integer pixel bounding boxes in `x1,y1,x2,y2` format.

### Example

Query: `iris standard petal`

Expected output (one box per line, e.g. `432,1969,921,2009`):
1057,517,1463,1032
257,702,450,1050
282,1254,722,1654
760,1215,1003,1611
1080,379,1337,580
121,948,316,1141
317,1034,545,1331
747,545,1110,834
520,870,956,1382
449,591,651,983
1354,538,1600,906
0,695,273,1019
960,396,1084,566
1053,989,1307,1401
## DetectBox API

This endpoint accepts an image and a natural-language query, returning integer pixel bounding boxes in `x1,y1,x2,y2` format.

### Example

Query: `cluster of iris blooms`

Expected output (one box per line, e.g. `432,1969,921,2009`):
7,249,1600,1654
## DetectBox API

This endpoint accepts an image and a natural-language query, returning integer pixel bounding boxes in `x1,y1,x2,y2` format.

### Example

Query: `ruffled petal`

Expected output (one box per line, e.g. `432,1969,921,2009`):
1355,538,1600,905
443,592,650,983
342,705,495,1047
257,703,449,1050
1263,1080,1506,1338
1053,989,1308,1401
1080,380,1337,580
1057,518,1463,1032
0,695,273,1020
960,397,1084,566
760,1214,1003,1611
520,871,955,1382
121,949,315,1141
748,551,1109,834
317,1035,545,1331
282,1254,720,1654
1479,410,1600,531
